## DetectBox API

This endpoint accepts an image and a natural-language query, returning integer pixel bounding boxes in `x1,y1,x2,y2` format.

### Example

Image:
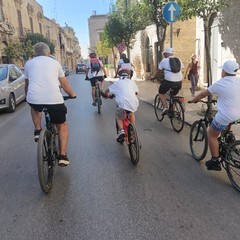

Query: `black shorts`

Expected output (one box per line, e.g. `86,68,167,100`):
90,76,104,87
28,103,67,124
159,80,182,95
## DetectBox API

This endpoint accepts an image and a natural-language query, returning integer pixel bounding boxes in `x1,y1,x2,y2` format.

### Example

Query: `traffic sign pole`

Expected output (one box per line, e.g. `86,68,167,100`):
163,1,181,48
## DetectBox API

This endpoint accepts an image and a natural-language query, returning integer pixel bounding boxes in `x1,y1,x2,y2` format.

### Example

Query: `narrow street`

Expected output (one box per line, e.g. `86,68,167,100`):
0,73,240,240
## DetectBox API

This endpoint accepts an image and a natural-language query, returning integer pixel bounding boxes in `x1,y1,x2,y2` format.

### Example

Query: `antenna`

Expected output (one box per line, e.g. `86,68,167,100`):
53,0,58,21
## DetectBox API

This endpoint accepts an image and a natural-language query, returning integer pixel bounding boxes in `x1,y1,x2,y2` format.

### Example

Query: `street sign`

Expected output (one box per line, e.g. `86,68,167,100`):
117,42,126,53
163,1,181,23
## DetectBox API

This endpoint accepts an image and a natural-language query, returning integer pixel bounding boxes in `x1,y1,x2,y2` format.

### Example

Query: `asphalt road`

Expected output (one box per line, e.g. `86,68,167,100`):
1,73,240,240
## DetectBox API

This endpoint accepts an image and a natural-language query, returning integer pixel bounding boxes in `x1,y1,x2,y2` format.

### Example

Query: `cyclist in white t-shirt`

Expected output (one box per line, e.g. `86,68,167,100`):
115,53,134,79
103,68,139,142
189,60,240,171
151,47,183,115
85,53,107,106
24,42,76,167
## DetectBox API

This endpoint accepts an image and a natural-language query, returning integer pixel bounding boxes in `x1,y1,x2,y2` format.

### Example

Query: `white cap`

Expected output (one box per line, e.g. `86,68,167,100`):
219,60,239,75
162,48,174,54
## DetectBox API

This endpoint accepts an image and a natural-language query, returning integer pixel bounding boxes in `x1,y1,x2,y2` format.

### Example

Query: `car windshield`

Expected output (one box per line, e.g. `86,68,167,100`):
77,64,84,67
0,67,8,81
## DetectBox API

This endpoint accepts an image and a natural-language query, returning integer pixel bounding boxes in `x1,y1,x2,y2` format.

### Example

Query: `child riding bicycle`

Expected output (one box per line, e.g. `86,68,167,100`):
102,68,139,142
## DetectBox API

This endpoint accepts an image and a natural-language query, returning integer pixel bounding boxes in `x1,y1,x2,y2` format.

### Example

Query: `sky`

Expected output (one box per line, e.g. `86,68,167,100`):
37,0,115,58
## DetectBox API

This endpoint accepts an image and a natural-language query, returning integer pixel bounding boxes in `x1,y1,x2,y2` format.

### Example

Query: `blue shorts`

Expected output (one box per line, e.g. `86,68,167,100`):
210,118,228,132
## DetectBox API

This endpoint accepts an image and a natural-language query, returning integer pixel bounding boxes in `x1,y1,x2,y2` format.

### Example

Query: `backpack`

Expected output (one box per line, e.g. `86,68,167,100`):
169,57,181,73
90,58,101,73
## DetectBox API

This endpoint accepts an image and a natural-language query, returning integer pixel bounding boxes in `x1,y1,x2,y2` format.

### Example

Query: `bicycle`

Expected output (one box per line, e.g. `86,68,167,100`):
189,100,240,192
37,96,75,194
102,93,141,165
95,80,102,114
116,110,141,165
154,86,185,133
189,99,216,160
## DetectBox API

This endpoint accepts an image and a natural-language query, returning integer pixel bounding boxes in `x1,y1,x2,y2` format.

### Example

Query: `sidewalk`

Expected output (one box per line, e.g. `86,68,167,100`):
135,78,240,138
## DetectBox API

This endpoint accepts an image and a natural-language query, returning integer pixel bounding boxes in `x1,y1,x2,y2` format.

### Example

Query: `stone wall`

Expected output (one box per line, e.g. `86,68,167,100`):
219,0,240,63
129,18,196,80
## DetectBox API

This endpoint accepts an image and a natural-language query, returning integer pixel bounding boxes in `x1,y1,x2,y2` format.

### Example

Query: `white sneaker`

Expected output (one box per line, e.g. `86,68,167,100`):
116,129,125,142
162,108,168,115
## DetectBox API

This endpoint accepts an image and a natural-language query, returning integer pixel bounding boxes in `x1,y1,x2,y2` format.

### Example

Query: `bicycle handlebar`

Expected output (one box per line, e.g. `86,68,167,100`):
63,96,77,100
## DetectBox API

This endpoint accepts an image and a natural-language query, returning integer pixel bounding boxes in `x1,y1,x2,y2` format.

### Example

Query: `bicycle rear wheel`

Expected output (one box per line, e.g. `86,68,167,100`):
170,100,185,133
154,94,164,121
128,123,140,165
189,120,208,161
37,129,53,194
225,140,240,192
96,87,101,114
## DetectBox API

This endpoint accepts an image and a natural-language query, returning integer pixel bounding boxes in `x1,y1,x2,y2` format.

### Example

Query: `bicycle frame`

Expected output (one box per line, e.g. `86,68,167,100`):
122,112,131,144
43,109,59,165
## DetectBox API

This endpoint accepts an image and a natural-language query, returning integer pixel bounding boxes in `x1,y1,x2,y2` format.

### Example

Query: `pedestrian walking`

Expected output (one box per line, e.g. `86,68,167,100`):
184,53,200,96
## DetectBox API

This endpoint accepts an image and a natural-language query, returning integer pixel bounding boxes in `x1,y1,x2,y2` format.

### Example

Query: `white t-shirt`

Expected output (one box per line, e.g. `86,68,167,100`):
208,76,240,125
24,56,65,104
86,58,104,78
159,57,183,82
109,78,139,112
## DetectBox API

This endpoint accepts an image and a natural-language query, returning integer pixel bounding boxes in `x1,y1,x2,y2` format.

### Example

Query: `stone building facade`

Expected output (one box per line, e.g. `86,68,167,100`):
88,14,109,52
129,18,196,80
0,0,81,70
196,0,240,86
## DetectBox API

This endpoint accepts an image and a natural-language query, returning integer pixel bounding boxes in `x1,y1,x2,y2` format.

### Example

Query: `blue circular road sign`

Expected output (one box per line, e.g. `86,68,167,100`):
163,1,181,23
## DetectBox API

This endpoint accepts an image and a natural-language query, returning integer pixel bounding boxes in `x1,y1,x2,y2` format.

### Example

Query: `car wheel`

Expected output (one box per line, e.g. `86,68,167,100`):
6,93,16,113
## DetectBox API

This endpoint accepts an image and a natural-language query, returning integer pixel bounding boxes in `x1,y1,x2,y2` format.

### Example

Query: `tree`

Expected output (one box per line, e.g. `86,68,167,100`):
24,33,55,55
104,0,152,59
179,0,227,87
4,42,25,64
143,0,169,63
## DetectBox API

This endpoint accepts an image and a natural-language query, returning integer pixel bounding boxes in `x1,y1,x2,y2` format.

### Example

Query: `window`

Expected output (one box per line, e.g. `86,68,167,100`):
39,23,42,34
17,10,23,37
29,17,34,33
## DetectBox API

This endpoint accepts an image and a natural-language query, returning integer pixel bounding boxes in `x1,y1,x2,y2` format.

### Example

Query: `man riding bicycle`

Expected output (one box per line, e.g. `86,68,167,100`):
24,42,76,167
151,47,183,115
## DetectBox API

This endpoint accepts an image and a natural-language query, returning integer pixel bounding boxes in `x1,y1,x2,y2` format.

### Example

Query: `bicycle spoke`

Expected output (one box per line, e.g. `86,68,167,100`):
128,123,140,165
37,130,53,194
189,121,208,161
226,141,240,192
170,101,185,132
154,94,164,121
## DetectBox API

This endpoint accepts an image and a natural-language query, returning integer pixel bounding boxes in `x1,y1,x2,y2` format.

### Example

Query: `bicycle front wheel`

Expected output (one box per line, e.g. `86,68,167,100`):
154,94,164,121
170,100,185,133
37,129,53,194
225,140,240,192
128,123,140,165
189,120,208,161
96,87,101,114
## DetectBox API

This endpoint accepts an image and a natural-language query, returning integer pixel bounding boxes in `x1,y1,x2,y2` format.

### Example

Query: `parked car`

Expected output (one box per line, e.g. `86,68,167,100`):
0,64,26,113
62,65,69,76
76,63,85,74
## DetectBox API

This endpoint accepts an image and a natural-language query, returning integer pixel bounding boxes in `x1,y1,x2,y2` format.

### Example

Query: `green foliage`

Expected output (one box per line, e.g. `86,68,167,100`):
4,33,56,64
104,1,152,50
178,0,228,20
96,41,112,58
4,42,24,63
143,0,168,28
24,33,55,54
